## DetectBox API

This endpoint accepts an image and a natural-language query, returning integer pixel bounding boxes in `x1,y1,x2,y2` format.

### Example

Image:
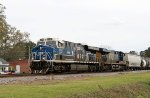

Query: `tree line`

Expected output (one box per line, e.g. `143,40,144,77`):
0,4,35,61
140,48,150,58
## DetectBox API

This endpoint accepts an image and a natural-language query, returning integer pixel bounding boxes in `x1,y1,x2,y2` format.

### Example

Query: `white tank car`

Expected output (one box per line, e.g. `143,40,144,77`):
126,54,142,67
145,58,150,68
142,59,146,67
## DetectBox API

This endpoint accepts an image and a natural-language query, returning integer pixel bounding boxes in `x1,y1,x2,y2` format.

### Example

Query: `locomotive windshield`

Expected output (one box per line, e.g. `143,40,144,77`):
37,42,45,45
46,41,56,47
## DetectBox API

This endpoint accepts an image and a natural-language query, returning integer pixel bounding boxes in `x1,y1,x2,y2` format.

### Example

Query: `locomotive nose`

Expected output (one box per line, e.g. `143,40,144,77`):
32,45,54,61
38,46,47,60
38,45,43,51
32,45,47,60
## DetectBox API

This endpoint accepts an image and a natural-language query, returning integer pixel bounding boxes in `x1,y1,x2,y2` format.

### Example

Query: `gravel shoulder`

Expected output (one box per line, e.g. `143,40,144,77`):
0,70,149,85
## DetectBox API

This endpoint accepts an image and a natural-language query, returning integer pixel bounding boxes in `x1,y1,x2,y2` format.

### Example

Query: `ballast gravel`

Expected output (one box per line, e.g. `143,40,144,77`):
0,70,149,85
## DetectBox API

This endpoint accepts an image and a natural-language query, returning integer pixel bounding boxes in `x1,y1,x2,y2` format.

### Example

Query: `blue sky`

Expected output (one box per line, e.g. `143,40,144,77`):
1,0,150,52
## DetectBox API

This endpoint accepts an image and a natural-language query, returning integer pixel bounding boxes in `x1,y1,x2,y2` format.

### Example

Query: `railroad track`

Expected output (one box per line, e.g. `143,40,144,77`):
0,70,149,78
0,70,149,85
0,74,36,78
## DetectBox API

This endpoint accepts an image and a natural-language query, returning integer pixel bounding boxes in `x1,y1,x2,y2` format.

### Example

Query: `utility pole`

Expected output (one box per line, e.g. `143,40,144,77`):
28,46,31,67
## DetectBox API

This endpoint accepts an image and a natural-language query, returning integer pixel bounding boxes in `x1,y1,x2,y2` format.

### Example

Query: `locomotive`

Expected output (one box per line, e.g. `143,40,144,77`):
30,38,150,74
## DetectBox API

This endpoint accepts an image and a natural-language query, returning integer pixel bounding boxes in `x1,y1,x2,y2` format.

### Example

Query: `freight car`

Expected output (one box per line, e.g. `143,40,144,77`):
126,54,145,70
30,38,150,74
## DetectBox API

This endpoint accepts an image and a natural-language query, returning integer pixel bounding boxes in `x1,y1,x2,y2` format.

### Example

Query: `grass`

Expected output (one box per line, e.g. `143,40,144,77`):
0,72,150,98
69,83,150,98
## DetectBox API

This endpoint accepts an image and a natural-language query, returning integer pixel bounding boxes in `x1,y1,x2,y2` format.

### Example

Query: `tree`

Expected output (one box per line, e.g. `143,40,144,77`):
24,41,36,59
140,51,145,57
6,41,36,61
0,3,33,61
129,51,138,55
145,47,150,58
0,4,7,34
0,4,9,59
140,47,150,58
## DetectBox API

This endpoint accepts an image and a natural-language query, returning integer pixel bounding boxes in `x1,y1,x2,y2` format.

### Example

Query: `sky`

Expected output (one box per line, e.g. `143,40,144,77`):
1,0,150,52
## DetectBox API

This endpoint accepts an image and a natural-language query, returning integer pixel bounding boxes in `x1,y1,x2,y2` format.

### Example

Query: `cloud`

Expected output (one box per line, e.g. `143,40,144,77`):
104,17,124,26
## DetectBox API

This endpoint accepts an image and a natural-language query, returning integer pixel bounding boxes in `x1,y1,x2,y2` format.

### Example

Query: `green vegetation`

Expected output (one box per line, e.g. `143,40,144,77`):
144,47,150,57
140,47,150,57
70,83,150,98
0,3,36,61
0,72,150,98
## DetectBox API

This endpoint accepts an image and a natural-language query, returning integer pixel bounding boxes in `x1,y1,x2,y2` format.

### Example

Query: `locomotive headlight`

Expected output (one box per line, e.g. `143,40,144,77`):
42,53,47,60
40,47,42,50
42,57,46,60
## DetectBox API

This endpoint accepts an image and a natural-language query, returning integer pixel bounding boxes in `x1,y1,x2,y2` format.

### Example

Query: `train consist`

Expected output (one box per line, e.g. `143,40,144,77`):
30,38,150,74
